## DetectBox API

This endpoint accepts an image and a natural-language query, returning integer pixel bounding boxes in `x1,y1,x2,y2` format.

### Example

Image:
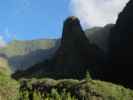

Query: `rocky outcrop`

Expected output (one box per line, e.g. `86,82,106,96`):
49,16,104,77
52,17,101,74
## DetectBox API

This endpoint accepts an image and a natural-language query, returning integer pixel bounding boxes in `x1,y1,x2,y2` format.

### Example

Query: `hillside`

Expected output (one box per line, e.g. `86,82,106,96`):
0,39,59,71
85,24,114,52
0,56,19,100
0,56,10,76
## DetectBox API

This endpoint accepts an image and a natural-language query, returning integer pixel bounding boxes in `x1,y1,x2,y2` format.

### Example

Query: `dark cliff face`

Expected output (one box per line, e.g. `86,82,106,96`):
109,0,133,88
110,0,133,64
51,16,103,76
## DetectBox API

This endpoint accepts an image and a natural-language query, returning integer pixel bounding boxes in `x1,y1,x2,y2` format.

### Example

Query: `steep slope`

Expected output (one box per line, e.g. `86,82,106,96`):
109,0,133,88
0,55,19,100
51,16,103,75
0,39,59,71
0,54,10,76
85,24,114,52
12,16,104,79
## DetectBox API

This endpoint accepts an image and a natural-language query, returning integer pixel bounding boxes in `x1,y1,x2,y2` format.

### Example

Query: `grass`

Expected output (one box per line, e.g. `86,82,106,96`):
0,58,19,100
0,75,19,100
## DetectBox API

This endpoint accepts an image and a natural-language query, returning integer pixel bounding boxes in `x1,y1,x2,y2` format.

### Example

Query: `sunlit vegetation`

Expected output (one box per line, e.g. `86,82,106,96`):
18,78,133,100
0,57,19,100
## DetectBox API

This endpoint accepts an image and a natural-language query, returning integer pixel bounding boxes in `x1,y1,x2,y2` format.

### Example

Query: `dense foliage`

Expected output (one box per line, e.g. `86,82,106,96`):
18,78,133,100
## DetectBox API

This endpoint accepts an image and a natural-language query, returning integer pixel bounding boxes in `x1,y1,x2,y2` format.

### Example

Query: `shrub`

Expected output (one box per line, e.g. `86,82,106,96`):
85,70,92,81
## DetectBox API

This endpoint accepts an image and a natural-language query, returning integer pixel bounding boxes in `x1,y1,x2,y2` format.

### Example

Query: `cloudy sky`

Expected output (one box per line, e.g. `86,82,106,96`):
70,0,129,28
0,0,129,47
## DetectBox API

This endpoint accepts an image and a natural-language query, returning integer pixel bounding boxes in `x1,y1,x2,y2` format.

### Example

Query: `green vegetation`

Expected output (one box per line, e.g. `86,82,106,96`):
0,39,56,57
0,58,19,100
0,75,19,100
85,70,92,81
19,88,77,100
18,78,133,100
0,58,133,100
0,39,59,71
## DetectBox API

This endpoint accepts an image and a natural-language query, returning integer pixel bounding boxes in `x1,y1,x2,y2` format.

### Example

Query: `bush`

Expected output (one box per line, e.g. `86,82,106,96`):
85,70,92,81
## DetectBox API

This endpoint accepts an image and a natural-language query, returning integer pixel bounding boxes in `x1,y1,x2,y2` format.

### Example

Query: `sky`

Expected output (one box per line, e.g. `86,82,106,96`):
0,0,130,47
70,0,129,27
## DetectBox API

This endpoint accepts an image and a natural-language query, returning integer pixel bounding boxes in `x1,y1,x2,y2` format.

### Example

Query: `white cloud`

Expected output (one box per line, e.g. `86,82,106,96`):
70,0,129,28
0,36,6,48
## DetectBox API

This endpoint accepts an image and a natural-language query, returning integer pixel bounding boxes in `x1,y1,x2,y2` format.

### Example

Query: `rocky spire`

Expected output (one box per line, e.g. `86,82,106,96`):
52,16,102,77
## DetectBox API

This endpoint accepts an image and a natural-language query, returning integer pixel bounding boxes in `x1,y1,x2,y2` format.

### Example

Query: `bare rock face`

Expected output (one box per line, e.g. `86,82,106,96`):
109,0,133,88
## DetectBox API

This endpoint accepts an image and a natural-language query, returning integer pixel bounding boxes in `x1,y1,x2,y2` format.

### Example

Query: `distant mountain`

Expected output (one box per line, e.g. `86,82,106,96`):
12,16,105,79
0,39,60,72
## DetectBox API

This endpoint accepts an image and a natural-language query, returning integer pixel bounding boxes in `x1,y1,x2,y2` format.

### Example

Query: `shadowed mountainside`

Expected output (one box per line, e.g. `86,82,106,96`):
108,0,133,88
86,24,114,52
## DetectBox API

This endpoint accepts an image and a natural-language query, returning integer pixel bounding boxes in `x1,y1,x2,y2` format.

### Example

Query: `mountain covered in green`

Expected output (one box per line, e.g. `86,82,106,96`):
1,0,133,99
0,39,59,71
